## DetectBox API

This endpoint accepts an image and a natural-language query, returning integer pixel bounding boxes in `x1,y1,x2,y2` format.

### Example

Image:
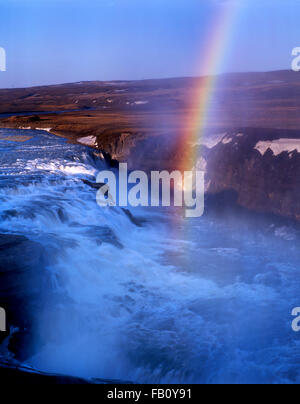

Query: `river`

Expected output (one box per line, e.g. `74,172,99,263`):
0,128,299,384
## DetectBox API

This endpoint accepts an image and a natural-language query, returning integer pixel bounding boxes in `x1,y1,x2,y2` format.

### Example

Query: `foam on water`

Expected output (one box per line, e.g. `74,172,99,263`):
0,129,300,384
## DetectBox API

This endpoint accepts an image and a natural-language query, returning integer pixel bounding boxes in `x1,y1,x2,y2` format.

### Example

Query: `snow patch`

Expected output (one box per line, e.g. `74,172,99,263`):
104,81,128,86
36,128,52,133
134,101,149,105
19,127,52,133
255,139,300,156
77,136,97,147
222,136,233,144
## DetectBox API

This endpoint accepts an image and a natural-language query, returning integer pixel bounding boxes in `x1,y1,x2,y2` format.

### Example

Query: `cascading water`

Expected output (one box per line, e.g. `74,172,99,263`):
0,128,300,384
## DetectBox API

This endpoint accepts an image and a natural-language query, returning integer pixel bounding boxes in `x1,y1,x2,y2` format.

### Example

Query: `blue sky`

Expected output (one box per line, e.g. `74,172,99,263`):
0,0,299,88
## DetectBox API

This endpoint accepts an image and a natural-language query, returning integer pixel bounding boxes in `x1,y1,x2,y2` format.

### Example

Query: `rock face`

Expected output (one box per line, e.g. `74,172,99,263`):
202,128,300,221
96,131,189,171
0,234,49,359
94,126,300,222
0,235,45,301
94,127,300,222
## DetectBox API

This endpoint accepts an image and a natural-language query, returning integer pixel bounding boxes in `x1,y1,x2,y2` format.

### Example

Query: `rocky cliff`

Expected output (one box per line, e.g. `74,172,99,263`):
202,128,300,221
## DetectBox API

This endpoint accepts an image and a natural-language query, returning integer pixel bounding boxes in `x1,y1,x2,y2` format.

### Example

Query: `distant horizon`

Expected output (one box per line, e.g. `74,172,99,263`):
0,68,295,91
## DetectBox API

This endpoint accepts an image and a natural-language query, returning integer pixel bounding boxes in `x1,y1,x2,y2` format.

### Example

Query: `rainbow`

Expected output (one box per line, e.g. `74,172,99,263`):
180,2,240,173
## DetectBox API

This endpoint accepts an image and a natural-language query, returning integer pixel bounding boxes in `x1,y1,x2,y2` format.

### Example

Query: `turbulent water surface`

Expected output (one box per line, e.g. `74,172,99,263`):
0,128,300,384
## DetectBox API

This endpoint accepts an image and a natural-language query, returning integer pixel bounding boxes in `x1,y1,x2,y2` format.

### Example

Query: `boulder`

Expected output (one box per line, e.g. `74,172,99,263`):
0,234,49,359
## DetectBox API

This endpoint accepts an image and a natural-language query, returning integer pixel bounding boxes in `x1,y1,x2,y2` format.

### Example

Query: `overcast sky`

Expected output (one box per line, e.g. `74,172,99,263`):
0,0,299,88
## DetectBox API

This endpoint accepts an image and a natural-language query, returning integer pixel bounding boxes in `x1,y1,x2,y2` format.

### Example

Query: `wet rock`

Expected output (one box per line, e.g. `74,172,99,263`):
0,234,49,359
82,179,106,189
205,128,300,222
0,362,134,385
